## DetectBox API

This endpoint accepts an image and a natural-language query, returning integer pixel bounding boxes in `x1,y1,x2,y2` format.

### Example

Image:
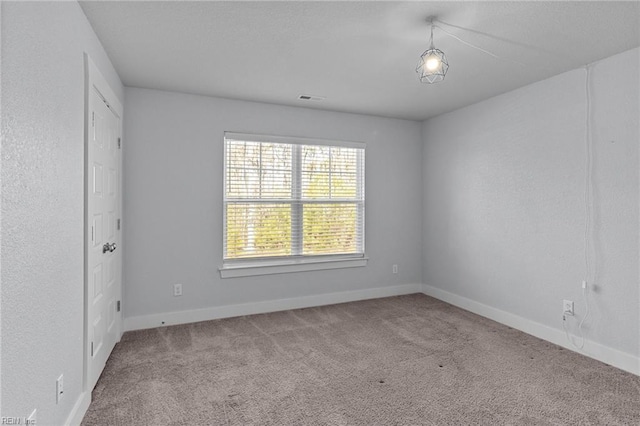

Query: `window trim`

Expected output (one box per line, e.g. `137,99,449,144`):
220,132,366,277
225,132,365,150
219,255,369,278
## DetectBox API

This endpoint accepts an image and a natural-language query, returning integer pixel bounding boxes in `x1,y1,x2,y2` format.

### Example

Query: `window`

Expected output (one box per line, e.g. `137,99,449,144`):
221,132,366,277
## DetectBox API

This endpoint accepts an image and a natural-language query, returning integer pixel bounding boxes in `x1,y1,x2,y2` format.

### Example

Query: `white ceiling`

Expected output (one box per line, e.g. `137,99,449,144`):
79,1,640,121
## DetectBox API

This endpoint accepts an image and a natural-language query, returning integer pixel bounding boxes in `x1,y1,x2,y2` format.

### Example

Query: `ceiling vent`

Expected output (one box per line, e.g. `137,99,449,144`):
298,94,325,102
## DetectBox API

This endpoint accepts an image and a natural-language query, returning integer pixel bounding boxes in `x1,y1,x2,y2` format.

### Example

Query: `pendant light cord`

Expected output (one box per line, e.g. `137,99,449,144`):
429,21,435,49
433,22,526,67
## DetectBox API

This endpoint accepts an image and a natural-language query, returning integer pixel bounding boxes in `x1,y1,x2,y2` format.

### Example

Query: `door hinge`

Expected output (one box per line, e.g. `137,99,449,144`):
117,137,121,149
92,111,95,128
117,300,121,312
91,342,94,357
117,218,121,230
91,225,94,242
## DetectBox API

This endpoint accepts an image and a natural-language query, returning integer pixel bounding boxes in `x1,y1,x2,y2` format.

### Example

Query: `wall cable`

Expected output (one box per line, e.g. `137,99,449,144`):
563,65,593,350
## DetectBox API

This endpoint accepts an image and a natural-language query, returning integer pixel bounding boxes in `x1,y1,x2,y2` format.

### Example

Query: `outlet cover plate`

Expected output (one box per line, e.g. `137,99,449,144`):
563,300,574,316
56,374,64,404
173,283,183,297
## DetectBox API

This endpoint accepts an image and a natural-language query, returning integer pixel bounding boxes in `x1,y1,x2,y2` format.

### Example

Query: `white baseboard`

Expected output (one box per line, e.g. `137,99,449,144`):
64,391,91,426
123,282,638,375
124,283,422,331
421,283,640,376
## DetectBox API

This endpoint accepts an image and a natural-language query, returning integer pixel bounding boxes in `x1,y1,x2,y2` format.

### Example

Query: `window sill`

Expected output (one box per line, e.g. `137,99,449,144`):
219,256,368,278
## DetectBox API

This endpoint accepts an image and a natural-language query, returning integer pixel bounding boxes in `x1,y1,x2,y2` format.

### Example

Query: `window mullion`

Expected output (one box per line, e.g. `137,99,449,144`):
291,144,302,255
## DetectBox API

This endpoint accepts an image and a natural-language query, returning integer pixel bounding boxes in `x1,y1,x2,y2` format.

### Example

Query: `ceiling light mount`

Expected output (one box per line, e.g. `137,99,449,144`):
416,17,449,84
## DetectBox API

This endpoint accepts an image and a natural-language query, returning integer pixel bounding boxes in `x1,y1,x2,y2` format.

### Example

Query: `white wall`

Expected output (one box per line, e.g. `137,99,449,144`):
1,1,123,423
422,48,639,366
123,88,423,325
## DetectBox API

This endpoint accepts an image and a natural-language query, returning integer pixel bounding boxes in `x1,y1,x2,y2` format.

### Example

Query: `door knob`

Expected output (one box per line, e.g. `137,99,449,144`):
103,242,117,253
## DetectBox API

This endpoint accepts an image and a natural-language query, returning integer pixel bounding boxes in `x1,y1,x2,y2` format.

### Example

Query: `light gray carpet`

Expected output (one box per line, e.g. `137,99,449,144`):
82,294,639,425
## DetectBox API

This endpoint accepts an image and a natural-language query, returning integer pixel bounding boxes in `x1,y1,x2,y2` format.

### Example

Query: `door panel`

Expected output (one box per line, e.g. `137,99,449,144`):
93,164,103,195
87,81,121,390
107,211,115,240
92,214,102,247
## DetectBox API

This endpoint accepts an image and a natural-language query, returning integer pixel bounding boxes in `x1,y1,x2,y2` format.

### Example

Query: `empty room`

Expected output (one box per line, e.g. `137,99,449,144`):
1,1,639,425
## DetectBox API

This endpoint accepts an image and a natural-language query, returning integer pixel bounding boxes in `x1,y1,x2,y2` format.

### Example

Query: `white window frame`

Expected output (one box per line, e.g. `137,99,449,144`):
219,132,367,278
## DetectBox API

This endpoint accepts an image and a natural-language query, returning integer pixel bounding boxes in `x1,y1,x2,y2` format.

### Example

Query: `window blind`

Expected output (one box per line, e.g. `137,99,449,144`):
223,133,365,261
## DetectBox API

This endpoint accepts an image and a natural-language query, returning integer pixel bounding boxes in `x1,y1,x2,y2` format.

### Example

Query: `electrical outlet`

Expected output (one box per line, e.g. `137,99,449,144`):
563,300,574,316
173,283,182,297
392,264,398,274
27,409,37,425
56,374,64,404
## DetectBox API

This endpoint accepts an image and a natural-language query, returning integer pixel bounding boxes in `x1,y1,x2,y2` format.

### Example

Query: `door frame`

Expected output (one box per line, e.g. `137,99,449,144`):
83,53,124,391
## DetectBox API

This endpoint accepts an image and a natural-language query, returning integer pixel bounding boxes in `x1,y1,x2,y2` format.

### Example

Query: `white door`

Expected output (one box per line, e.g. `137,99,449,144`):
85,55,123,390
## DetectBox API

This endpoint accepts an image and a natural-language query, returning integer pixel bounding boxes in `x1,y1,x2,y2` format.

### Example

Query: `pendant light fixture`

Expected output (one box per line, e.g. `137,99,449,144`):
416,19,449,84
